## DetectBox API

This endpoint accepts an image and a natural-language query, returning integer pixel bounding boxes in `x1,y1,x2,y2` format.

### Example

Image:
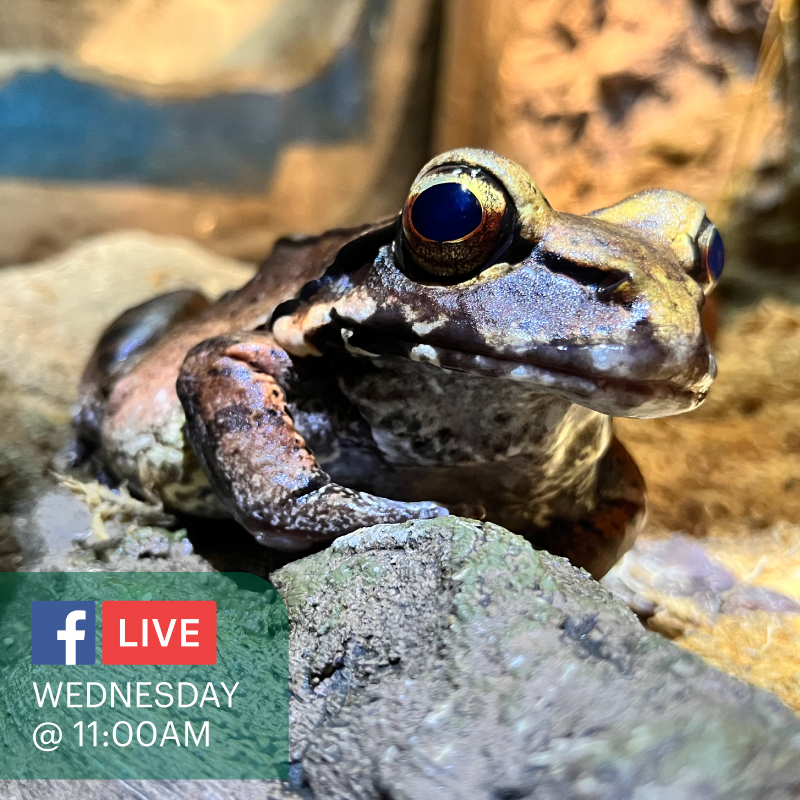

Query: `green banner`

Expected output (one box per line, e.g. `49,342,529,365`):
0,572,289,779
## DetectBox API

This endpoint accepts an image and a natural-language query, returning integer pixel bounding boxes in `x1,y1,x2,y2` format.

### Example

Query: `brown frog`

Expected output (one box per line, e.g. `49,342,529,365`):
75,149,722,578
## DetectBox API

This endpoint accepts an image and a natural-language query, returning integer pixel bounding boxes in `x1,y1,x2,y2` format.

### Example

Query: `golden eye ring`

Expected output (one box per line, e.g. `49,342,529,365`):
401,167,512,279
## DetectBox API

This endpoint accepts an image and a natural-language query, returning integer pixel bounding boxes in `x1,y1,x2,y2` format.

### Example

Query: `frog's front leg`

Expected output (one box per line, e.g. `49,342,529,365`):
177,333,448,550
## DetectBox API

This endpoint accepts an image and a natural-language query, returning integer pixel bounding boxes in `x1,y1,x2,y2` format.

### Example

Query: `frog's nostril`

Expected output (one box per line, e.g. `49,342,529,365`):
595,275,630,300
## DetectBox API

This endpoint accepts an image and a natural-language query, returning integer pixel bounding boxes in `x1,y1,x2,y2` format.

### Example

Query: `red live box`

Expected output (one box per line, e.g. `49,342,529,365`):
102,601,217,665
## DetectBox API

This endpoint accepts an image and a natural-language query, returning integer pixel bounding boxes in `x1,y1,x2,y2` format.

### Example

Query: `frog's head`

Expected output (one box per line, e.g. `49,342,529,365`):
272,148,721,419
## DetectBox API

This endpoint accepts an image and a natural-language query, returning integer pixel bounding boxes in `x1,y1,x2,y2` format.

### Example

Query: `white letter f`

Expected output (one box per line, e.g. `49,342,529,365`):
57,610,86,665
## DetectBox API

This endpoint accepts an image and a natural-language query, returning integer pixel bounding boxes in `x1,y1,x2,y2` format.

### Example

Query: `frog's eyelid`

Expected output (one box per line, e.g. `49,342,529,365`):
693,217,724,292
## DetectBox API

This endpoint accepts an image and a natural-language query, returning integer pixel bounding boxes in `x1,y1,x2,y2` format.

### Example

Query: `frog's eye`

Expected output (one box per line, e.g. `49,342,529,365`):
696,217,724,293
401,166,513,279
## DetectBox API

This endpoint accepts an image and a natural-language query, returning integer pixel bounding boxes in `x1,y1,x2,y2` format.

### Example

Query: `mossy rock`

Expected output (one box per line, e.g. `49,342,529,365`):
272,517,800,800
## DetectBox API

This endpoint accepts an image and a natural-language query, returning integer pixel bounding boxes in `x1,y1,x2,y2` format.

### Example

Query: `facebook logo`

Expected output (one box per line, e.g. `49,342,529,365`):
31,601,96,665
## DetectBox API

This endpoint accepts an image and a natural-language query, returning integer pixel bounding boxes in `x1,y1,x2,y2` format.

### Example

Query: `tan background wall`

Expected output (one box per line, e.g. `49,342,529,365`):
436,0,771,216
434,0,799,303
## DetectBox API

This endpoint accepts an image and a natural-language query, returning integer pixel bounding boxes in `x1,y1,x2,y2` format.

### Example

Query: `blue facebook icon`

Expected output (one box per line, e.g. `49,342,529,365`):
31,601,96,665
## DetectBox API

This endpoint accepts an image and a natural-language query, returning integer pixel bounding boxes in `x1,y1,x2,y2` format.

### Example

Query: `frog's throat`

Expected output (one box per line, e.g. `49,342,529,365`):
335,325,714,420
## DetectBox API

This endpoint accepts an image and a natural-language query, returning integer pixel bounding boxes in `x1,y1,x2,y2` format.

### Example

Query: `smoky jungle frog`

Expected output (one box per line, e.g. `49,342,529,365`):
76,149,722,578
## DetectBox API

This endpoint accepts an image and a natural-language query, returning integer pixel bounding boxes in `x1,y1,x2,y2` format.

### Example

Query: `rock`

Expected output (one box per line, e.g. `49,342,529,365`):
0,780,272,800
602,533,740,618
0,230,254,407
271,517,800,799
8,516,800,799
0,231,253,569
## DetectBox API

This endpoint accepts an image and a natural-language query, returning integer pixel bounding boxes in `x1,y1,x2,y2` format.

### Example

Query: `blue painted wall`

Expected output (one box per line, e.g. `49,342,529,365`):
0,0,385,194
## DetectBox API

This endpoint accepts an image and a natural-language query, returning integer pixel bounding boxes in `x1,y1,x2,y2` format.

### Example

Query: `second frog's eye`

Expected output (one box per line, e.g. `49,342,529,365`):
695,217,724,294
401,166,513,279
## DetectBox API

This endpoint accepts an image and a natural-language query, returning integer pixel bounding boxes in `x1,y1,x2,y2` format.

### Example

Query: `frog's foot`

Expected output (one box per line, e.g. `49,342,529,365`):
76,289,211,447
525,438,646,580
177,333,449,551
252,490,447,550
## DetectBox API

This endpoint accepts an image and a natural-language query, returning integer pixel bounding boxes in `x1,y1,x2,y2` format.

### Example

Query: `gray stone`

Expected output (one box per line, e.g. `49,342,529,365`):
272,518,800,800
10,517,800,799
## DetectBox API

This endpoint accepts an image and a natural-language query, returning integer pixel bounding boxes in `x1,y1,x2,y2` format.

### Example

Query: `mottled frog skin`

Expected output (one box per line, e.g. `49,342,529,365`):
76,149,722,578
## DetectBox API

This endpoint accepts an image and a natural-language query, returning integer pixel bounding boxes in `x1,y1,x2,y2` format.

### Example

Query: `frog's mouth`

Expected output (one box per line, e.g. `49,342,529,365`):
332,323,714,419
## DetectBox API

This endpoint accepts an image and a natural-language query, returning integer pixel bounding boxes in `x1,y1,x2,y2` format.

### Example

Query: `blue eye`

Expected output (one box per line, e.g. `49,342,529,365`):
410,182,483,242
402,166,509,278
705,228,724,282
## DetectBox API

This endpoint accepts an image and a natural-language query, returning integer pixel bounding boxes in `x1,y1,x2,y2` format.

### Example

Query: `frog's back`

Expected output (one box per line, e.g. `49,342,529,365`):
225,219,396,327
91,219,395,403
